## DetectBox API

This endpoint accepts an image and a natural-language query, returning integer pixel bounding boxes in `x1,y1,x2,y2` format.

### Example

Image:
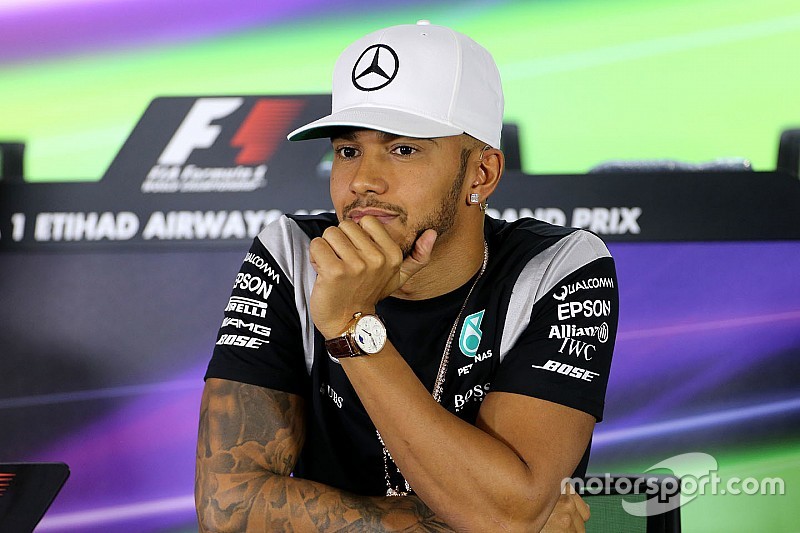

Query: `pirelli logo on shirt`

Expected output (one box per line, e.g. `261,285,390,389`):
226,296,269,318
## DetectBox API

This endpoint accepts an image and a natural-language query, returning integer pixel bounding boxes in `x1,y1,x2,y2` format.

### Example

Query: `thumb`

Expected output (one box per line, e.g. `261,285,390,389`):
565,483,591,522
399,229,437,284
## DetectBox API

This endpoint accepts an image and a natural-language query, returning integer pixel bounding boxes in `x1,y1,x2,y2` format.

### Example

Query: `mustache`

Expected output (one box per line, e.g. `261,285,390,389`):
341,198,408,222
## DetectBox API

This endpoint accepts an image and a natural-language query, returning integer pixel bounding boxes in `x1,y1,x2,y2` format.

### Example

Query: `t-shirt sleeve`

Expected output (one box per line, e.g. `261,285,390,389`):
492,232,618,421
204,235,309,395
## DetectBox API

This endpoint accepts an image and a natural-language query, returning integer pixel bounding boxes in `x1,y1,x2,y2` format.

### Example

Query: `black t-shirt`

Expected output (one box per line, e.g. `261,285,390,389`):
205,213,618,495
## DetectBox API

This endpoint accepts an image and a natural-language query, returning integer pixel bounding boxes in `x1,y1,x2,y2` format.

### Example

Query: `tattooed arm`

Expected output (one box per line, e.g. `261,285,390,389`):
195,378,453,532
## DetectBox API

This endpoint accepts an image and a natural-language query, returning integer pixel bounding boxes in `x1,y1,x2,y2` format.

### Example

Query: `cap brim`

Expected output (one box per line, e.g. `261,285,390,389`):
287,107,464,141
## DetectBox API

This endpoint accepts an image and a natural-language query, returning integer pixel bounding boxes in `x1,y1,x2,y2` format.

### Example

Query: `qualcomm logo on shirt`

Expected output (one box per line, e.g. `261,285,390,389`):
459,310,485,357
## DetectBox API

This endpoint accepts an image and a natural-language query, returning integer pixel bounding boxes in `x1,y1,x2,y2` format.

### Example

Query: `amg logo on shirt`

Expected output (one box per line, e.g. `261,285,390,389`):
221,317,271,338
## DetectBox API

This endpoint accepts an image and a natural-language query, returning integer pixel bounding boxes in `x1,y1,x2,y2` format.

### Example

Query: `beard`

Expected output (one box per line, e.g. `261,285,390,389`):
399,148,470,257
340,148,472,258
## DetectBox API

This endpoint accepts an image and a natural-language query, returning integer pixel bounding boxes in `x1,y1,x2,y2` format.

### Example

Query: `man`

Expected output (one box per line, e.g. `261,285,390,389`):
196,22,617,532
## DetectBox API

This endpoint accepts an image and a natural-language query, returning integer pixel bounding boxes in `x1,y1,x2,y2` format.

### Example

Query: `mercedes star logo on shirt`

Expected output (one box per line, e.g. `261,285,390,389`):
351,44,399,91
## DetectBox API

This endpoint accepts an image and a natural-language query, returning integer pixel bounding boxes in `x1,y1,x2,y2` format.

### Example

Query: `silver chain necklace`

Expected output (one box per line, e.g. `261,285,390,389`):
377,240,490,497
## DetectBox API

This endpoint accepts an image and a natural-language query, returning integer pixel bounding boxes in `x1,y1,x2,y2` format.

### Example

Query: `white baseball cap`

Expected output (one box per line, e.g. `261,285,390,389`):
287,21,504,148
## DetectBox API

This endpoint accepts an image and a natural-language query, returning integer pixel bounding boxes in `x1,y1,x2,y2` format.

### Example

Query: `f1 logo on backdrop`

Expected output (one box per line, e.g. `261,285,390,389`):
0,472,15,496
143,97,304,193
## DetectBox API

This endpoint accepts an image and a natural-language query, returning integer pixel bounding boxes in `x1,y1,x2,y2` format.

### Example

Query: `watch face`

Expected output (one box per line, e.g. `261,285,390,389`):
353,315,387,354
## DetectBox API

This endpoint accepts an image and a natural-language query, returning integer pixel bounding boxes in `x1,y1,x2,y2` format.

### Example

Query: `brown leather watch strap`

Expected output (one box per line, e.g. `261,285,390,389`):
325,334,360,358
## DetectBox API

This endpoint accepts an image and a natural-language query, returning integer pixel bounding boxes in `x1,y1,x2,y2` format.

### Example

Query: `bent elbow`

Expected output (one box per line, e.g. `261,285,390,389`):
452,501,548,533
477,491,555,533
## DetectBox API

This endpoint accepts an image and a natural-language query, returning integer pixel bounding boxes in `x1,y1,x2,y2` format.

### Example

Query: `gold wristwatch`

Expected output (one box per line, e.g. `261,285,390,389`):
325,312,387,358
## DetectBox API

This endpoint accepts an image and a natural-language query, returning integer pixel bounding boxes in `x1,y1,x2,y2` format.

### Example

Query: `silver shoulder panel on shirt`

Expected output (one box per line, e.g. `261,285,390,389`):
256,216,317,374
499,230,611,363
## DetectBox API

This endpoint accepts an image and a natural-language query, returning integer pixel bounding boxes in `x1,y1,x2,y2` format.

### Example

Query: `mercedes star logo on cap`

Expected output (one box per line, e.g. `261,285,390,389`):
352,44,399,92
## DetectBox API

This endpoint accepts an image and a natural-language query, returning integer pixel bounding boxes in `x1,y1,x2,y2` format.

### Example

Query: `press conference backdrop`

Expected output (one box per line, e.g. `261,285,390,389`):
2,2,800,532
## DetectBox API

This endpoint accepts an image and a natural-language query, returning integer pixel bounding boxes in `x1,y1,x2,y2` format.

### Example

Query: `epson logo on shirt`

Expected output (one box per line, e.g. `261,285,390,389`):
233,272,274,300
557,300,612,321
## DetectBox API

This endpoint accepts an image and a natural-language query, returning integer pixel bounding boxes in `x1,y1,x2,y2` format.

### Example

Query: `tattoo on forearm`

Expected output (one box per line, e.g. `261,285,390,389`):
196,380,452,532
196,380,305,531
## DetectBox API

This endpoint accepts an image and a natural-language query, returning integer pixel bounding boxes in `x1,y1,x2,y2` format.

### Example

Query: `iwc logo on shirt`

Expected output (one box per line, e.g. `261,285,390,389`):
459,310,485,357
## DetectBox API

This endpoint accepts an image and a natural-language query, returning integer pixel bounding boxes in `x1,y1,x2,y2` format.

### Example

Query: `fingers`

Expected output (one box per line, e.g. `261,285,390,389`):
337,218,381,253
569,492,588,532
313,216,436,296
351,216,404,266
318,223,363,265
399,229,437,285
320,216,405,269
574,491,590,522
563,483,590,521
346,216,437,286
541,484,588,533
563,484,589,532
409,229,437,263
309,217,406,337
309,235,345,276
